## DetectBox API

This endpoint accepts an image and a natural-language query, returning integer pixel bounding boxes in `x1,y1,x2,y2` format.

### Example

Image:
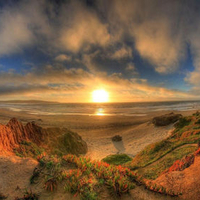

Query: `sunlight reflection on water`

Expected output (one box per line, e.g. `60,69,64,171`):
96,108,105,116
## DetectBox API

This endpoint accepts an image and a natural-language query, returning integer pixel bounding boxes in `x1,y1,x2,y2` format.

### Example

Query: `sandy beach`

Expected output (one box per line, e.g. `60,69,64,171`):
0,108,196,160
0,107,198,200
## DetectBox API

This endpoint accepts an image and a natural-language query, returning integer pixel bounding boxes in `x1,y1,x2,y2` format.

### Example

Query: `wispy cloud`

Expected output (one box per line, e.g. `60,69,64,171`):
55,54,72,62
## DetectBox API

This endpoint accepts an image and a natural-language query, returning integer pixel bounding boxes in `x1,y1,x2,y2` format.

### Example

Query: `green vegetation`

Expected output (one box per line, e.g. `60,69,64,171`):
174,117,191,130
127,115,200,179
193,111,200,117
136,145,197,179
195,119,200,124
102,154,132,165
14,141,44,158
29,154,179,200
46,129,88,155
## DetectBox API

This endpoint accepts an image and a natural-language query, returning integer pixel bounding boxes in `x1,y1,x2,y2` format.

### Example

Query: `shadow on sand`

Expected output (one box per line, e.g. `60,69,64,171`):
112,140,126,153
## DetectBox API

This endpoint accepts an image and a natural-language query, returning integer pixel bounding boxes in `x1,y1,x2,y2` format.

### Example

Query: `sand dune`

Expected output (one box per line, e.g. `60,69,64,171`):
84,122,174,160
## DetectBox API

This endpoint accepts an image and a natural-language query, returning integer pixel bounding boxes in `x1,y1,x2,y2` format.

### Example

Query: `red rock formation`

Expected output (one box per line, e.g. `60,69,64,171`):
0,118,45,154
0,118,88,155
24,122,45,144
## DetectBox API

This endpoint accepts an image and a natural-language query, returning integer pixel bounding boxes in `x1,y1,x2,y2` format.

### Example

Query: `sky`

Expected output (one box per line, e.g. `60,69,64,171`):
0,0,200,102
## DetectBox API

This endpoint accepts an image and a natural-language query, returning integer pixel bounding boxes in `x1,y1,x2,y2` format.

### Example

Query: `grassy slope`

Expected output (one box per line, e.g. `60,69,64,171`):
126,113,200,179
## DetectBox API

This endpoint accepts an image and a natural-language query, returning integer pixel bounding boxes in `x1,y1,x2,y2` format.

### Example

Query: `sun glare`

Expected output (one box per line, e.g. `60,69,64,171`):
92,89,109,103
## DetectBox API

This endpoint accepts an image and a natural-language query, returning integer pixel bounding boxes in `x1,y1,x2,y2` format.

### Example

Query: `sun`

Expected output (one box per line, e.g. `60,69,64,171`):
92,89,109,103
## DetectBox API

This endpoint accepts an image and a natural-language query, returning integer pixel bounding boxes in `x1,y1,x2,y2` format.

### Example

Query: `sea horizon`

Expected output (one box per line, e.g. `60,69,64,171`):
1,100,200,117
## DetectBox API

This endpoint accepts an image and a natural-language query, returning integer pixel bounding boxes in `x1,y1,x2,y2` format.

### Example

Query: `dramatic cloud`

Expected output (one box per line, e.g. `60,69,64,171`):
59,1,110,53
0,0,200,101
104,0,188,74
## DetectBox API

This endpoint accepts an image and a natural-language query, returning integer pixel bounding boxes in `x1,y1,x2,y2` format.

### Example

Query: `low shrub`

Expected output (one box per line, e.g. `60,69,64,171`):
14,141,44,158
44,177,57,192
102,154,132,165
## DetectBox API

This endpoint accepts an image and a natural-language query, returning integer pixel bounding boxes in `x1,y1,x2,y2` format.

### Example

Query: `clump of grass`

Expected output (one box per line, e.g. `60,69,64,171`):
195,119,200,124
30,168,41,184
149,140,172,155
64,169,97,199
175,117,191,130
193,126,200,130
193,111,200,117
14,141,44,158
44,177,57,192
102,154,132,165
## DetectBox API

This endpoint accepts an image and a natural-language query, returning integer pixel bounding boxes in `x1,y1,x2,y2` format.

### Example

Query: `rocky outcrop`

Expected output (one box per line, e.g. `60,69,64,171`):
111,135,122,142
6,118,45,145
0,118,87,155
152,112,182,126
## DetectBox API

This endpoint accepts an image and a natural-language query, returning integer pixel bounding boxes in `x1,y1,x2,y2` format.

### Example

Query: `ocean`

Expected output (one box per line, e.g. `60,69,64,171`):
1,101,200,116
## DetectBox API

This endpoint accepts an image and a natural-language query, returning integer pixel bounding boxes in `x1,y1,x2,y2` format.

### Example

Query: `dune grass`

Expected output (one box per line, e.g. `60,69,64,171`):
127,115,200,179
102,154,132,165
14,140,44,158
136,145,197,179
